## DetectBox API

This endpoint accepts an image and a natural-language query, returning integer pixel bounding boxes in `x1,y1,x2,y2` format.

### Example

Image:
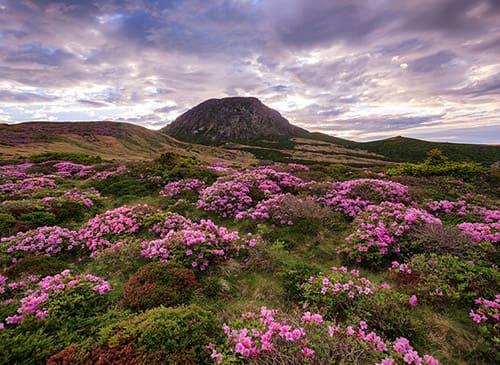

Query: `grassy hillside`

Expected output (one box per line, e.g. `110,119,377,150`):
308,134,500,166
0,121,255,164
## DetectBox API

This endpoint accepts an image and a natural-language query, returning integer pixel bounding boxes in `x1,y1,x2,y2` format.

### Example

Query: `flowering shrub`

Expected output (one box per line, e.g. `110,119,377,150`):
238,193,331,225
213,307,439,364
91,165,129,180
0,270,111,327
389,254,500,305
78,204,155,254
0,177,57,199
197,167,304,218
469,295,499,356
160,178,206,198
457,222,500,244
146,212,193,238
319,179,411,217
1,226,83,263
141,219,257,271
302,266,416,339
0,162,34,179
341,202,441,266
123,262,198,310
52,161,94,178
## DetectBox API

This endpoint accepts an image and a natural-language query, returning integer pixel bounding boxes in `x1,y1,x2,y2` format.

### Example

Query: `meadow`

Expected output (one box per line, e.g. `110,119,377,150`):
0,150,498,364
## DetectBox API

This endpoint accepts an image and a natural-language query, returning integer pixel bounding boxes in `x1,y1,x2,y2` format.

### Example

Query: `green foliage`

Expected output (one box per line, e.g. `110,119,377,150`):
28,152,103,164
86,175,155,199
98,305,221,363
123,262,198,310
280,263,321,302
19,211,57,228
0,212,16,237
387,149,485,180
4,256,68,279
391,254,500,306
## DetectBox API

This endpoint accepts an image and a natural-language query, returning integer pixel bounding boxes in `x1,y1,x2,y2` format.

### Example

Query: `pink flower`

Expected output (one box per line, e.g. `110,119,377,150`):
409,295,418,306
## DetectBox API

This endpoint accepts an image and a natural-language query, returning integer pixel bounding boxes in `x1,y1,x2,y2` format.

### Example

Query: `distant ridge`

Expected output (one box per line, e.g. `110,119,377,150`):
0,121,254,163
161,97,309,144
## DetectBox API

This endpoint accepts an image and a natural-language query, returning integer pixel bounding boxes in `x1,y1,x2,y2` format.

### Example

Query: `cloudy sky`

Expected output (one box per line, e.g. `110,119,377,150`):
1,0,499,143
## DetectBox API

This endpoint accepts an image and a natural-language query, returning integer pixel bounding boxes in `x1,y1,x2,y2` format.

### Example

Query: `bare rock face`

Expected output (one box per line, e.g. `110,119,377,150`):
161,97,308,144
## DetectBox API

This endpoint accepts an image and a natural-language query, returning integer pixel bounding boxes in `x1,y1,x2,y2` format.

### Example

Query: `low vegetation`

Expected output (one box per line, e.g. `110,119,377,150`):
1,149,499,364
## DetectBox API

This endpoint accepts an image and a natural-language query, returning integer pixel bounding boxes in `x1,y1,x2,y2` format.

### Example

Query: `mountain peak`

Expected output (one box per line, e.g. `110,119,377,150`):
161,96,308,144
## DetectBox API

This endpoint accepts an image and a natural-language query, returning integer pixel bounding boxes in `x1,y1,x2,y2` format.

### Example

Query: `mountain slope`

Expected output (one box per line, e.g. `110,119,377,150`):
0,121,254,163
162,97,308,144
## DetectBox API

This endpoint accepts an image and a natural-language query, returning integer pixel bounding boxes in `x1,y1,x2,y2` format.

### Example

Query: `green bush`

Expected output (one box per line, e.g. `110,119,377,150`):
0,212,16,237
390,254,500,306
281,263,321,302
123,262,198,310
98,305,221,363
19,211,57,228
28,152,103,164
4,256,68,279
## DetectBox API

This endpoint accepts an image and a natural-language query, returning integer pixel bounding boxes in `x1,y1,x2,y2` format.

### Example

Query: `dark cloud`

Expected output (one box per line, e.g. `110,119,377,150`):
3,44,75,66
78,99,108,107
409,51,463,73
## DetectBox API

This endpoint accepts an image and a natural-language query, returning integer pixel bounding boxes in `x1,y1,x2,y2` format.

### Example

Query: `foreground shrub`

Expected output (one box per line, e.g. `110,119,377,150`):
302,266,417,341
0,270,111,328
52,305,221,364
469,295,500,359
123,262,198,310
389,254,500,305
213,307,439,364
281,262,321,302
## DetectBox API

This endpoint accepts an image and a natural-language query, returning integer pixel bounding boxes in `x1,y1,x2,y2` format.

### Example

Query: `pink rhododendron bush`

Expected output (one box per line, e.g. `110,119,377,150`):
211,306,439,365
1,156,499,364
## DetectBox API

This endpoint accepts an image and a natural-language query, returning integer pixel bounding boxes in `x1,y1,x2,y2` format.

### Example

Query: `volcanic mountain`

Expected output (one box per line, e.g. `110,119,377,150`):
161,97,309,144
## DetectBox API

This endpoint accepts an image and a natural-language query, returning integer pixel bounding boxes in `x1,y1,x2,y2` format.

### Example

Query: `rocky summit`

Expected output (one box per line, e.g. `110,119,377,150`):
161,96,309,144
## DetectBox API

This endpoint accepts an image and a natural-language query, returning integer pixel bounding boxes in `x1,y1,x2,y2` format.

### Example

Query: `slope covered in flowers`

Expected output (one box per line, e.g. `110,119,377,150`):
0,152,499,364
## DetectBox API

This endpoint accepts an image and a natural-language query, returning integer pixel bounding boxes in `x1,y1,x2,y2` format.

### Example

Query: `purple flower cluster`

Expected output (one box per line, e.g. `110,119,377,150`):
470,295,500,324
0,270,111,328
141,218,256,271
0,162,33,179
457,222,500,243
342,202,441,260
212,306,439,364
320,179,411,217
91,165,129,180
159,178,206,198
0,177,58,198
78,204,155,253
1,226,82,261
197,167,304,218
236,193,324,225
52,162,94,178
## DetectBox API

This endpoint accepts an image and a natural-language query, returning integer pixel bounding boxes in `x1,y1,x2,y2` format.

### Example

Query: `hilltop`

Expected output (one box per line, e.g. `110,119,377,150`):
161,97,309,144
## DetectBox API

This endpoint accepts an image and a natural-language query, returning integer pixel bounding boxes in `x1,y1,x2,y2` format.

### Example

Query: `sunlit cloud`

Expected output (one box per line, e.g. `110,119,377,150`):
0,0,499,142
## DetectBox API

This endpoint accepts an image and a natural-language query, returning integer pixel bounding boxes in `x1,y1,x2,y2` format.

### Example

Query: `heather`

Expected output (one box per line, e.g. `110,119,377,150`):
1,154,499,364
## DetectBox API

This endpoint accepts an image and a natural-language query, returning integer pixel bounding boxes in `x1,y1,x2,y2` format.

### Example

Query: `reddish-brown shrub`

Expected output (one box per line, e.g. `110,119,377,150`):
123,261,198,310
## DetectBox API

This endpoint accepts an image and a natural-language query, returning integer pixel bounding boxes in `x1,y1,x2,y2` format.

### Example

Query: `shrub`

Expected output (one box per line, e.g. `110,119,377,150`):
341,202,441,267
28,152,103,165
281,263,321,302
4,255,68,279
19,211,57,228
389,254,500,306
302,266,417,341
469,295,500,359
0,212,16,237
93,305,221,364
213,307,439,364
123,262,198,310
